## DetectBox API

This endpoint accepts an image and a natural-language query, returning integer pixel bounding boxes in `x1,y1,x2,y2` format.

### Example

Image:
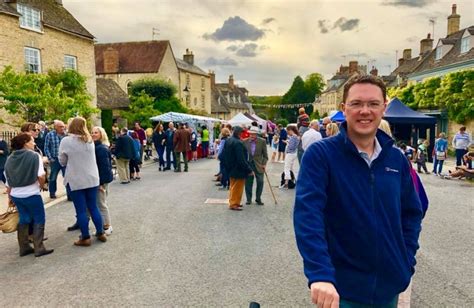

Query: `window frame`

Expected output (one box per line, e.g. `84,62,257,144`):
17,3,42,32
24,47,41,73
64,55,78,70
460,37,470,54
435,47,442,60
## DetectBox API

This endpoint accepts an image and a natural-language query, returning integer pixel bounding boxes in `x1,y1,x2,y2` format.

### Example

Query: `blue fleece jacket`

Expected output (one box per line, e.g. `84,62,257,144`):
294,122,423,305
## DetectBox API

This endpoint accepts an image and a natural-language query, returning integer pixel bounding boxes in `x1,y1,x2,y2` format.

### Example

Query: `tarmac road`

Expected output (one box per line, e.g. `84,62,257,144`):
0,157,472,307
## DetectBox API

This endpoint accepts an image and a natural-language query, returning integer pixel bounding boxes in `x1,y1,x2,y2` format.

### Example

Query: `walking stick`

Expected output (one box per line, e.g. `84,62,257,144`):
264,168,278,205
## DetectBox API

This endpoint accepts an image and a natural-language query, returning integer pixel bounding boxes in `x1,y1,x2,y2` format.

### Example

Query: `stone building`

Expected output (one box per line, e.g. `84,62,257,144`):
176,49,211,114
0,0,96,129
94,40,180,97
314,61,367,115
210,73,250,120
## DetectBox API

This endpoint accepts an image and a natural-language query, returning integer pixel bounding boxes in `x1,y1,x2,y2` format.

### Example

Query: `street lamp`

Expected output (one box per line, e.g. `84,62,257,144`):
183,86,190,106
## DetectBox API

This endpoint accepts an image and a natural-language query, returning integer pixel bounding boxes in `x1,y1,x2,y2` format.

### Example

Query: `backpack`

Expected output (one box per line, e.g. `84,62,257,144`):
281,171,296,189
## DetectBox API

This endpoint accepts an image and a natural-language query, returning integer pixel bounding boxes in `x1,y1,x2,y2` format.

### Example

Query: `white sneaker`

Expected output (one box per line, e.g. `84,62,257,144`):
104,225,113,236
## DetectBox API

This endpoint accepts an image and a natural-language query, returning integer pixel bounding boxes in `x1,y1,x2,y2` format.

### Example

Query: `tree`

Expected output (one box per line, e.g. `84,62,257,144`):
120,91,156,128
435,70,474,123
128,78,187,114
414,77,440,109
0,66,96,123
304,73,325,102
282,76,308,104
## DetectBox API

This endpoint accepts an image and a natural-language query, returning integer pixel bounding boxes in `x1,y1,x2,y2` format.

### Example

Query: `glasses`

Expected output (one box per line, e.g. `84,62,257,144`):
31,128,39,132
345,101,384,110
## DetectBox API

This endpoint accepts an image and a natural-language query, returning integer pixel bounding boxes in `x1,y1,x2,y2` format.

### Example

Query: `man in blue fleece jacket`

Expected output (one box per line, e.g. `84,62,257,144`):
294,75,423,307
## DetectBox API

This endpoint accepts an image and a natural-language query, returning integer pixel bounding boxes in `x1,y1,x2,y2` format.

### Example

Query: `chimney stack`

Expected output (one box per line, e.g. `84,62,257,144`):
103,47,119,73
349,61,358,74
229,74,234,88
447,4,460,36
183,48,194,65
403,49,412,60
420,33,433,55
209,70,215,88
370,66,378,76
398,58,405,67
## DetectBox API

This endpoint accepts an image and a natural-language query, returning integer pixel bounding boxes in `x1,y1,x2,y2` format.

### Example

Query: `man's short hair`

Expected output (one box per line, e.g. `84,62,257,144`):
460,126,466,132
343,74,387,103
121,127,128,134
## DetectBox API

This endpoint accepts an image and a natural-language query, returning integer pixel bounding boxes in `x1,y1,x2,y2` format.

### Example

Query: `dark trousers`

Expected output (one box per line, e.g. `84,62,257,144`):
11,195,45,225
156,145,165,167
455,149,467,166
297,147,304,164
70,185,103,239
245,167,264,202
220,162,229,188
174,151,188,171
0,168,5,183
267,133,274,145
417,160,428,173
129,159,140,174
165,146,176,169
49,160,64,196
202,141,209,158
340,295,398,308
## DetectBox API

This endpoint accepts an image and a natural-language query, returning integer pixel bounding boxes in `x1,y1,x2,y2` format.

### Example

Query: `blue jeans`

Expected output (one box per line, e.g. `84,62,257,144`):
432,158,445,174
156,145,165,167
220,162,229,188
49,160,65,196
455,149,467,166
202,141,209,158
340,295,398,308
165,146,176,169
11,195,45,225
70,186,103,239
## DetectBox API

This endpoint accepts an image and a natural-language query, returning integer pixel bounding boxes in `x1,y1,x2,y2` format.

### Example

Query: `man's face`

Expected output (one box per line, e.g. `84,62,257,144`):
55,122,65,135
134,123,140,129
169,123,174,129
342,83,386,140
249,133,257,141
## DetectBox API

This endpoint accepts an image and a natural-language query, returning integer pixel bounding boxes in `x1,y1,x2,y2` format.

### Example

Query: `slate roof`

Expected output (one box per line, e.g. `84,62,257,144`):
0,0,94,39
411,26,474,75
211,83,250,114
95,41,171,74
175,59,208,76
390,57,424,77
323,76,349,93
96,78,130,110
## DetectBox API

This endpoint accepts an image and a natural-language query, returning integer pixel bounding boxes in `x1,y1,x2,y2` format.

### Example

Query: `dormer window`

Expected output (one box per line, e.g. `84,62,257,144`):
435,47,442,60
460,37,470,54
17,4,42,32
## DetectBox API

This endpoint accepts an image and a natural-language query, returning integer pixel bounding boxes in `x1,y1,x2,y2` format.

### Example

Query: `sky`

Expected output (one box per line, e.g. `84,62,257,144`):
63,0,474,96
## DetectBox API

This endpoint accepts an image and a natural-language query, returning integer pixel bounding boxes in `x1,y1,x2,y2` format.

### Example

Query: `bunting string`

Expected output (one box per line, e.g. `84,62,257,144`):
251,102,314,109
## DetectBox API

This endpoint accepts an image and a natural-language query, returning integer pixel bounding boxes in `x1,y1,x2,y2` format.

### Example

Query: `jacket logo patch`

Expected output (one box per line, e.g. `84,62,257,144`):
385,167,399,173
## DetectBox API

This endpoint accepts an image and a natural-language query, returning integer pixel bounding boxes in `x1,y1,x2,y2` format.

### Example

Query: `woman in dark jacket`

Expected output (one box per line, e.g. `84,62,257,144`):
152,123,166,171
92,126,114,235
4,133,53,257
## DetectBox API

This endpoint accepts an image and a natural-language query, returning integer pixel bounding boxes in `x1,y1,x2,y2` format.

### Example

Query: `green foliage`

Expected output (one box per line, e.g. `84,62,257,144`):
282,76,308,104
387,70,473,123
276,119,289,127
304,73,325,101
0,66,96,122
311,109,321,120
101,109,113,139
120,91,156,128
257,113,267,120
249,95,282,120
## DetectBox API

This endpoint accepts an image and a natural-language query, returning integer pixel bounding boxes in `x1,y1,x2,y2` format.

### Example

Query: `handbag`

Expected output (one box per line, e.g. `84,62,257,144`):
0,200,19,233
436,151,445,160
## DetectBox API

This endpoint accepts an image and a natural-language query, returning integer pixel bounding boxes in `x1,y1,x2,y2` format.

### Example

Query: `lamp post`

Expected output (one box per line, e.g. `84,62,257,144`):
183,86,190,107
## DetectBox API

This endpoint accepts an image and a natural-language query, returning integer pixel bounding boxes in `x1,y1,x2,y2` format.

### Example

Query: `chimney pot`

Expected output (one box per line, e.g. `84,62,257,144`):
229,74,234,88
447,3,461,36
103,47,119,73
420,33,433,55
403,48,412,60
183,49,194,65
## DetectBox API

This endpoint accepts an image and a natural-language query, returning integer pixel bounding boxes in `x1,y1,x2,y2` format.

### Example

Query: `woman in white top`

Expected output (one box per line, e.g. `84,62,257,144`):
59,117,107,246
4,133,53,257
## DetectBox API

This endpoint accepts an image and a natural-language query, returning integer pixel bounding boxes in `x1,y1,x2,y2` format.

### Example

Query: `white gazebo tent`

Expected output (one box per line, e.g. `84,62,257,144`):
249,113,267,133
227,112,253,126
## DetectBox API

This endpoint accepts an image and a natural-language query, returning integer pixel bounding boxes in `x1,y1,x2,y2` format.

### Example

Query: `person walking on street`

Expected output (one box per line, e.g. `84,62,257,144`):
244,127,268,205
134,122,146,164
113,128,135,184
189,125,198,161
152,123,166,171
59,117,107,246
432,132,448,175
294,75,423,307
4,133,54,257
281,125,299,189
301,120,322,151
164,122,176,171
217,128,231,190
129,132,142,180
277,124,287,163
44,120,67,199
452,126,471,166
92,126,114,235
223,126,253,211
201,125,210,158
173,123,191,172
415,140,430,174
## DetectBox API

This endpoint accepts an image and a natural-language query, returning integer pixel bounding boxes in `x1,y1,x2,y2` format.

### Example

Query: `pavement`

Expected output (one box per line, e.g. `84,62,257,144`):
0,152,472,307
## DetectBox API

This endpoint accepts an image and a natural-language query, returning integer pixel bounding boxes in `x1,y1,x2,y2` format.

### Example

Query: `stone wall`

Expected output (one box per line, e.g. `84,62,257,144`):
178,70,211,114
0,13,97,126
